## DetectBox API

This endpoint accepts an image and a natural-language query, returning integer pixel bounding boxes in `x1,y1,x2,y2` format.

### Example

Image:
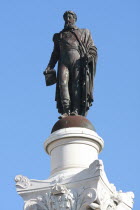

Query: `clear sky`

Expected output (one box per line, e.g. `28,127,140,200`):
0,0,139,209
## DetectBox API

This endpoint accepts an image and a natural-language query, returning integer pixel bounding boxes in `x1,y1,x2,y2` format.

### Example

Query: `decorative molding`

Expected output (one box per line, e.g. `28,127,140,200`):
45,185,76,210
78,187,98,209
89,159,104,176
22,181,134,210
24,190,134,210
16,160,134,210
24,184,98,210
15,175,31,189
24,197,48,210
112,191,134,208
51,183,68,195
50,174,65,185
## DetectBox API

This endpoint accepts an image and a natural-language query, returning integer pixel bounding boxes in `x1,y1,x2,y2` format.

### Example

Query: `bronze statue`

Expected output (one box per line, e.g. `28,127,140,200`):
44,11,97,119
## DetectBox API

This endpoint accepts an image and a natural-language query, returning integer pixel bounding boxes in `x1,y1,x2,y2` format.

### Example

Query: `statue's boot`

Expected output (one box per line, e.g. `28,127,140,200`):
71,108,78,116
58,113,69,119
58,105,70,119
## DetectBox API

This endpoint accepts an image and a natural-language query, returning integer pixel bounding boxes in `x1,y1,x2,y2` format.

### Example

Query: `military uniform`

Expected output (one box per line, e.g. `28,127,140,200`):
47,26,97,116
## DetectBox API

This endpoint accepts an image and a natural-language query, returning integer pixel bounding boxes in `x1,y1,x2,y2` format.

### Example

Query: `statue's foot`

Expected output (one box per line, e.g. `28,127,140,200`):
58,113,69,119
71,110,78,116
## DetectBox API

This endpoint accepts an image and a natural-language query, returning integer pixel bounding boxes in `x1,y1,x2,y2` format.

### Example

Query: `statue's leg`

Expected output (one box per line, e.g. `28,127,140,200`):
59,63,70,117
71,60,81,115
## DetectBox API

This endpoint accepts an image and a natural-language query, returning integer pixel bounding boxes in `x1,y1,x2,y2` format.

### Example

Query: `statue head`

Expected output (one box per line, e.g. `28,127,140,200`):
63,11,77,29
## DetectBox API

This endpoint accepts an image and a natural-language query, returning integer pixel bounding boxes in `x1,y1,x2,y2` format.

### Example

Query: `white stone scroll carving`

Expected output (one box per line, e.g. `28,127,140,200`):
15,175,31,189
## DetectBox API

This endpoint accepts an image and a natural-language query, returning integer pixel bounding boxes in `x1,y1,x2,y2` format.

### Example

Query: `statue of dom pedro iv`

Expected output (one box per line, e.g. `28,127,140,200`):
44,11,97,119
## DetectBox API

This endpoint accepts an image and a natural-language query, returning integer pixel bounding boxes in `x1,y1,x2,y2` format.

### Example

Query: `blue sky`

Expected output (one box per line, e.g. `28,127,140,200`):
0,0,139,209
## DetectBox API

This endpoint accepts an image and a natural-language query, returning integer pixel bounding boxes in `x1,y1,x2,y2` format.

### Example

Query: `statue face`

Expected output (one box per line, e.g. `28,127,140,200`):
64,13,76,28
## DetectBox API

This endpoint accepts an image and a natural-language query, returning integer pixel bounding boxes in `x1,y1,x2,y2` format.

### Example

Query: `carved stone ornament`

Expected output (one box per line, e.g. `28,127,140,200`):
23,184,99,210
89,159,104,176
15,175,31,189
24,197,48,210
16,160,134,210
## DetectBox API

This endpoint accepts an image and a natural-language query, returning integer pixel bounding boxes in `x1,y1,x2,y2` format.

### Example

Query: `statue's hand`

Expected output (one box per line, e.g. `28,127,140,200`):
88,55,93,63
83,55,94,64
82,55,88,65
43,66,51,75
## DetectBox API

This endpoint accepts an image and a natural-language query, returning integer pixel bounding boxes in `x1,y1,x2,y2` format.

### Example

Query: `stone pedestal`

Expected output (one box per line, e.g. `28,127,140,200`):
44,127,103,175
15,116,134,209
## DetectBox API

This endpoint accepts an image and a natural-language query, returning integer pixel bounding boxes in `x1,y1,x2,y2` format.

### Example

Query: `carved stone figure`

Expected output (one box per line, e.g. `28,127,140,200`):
44,11,97,119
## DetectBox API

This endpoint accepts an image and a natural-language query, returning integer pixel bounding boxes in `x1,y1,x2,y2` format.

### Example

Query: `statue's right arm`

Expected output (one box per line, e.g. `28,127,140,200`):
44,33,60,73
